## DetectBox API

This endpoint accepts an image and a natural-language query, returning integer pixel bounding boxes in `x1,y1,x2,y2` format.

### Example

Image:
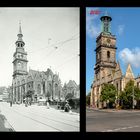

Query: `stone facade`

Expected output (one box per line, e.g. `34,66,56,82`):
90,13,140,108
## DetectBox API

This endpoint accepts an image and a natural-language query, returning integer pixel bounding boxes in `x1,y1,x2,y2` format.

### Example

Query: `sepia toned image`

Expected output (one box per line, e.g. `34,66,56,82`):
0,7,80,131
86,7,140,132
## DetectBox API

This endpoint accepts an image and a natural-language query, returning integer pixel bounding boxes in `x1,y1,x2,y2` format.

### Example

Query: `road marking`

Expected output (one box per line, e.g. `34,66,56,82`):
106,130,113,132
102,125,139,132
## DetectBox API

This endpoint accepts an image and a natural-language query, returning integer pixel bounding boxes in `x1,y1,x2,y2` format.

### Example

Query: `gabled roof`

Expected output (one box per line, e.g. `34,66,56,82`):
67,80,77,88
125,63,135,78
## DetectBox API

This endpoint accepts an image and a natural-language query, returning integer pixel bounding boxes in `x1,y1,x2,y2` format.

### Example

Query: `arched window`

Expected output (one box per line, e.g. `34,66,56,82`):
37,84,41,94
54,84,58,96
107,51,110,61
107,51,110,58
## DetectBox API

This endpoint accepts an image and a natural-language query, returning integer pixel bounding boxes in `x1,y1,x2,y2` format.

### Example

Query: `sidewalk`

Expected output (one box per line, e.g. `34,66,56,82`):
87,107,140,113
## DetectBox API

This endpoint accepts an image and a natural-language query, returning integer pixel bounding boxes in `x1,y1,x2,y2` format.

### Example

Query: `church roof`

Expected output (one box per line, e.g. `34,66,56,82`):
28,69,45,80
125,63,135,79
67,80,77,88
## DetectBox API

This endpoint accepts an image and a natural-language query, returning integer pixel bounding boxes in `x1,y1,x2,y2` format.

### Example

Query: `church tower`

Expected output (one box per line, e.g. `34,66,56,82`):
94,12,117,83
13,22,28,79
91,12,118,108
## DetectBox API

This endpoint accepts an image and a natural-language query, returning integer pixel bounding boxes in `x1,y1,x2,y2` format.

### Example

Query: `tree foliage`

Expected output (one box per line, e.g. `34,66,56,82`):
65,93,74,100
100,83,117,104
119,80,140,108
26,90,34,98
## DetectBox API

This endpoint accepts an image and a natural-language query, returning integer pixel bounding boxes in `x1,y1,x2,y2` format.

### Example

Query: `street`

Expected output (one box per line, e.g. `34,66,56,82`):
86,108,140,132
0,102,79,132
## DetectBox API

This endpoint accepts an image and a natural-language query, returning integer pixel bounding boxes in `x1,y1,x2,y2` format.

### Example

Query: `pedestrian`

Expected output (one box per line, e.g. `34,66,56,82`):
46,101,50,109
10,100,12,107
64,102,70,112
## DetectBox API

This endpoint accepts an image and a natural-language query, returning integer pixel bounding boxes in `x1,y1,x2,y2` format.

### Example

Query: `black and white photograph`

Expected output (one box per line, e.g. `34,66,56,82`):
0,7,80,132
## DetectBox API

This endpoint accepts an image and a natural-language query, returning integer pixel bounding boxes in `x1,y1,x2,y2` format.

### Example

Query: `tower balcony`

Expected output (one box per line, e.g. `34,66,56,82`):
13,70,28,77
13,58,28,63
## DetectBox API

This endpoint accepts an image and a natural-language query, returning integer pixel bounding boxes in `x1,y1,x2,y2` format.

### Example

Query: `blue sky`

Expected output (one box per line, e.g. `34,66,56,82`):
86,7,140,94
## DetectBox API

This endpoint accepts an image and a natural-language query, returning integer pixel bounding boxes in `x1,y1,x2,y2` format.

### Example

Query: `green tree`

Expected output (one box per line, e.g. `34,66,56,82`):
26,90,34,98
118,80,140,109
65,93,73,100
100,83,117,108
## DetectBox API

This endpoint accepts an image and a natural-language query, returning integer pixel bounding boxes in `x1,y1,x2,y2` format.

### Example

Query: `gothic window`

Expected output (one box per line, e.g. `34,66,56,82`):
37,84,41,94
21,44,23,47
18,43,20,47
54,84,58,96
43,82,45,94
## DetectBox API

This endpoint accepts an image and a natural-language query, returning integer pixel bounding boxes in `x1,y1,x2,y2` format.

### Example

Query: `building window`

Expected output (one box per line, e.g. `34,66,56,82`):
107,51,110,61
37,84,41,94
107,51,110,58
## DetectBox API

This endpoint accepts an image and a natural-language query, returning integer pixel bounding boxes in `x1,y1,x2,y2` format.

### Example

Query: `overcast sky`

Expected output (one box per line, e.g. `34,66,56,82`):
0,7,79,87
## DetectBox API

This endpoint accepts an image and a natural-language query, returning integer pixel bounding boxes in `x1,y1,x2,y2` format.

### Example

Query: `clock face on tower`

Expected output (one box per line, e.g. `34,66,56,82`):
107,38,111,43
18,62,21,68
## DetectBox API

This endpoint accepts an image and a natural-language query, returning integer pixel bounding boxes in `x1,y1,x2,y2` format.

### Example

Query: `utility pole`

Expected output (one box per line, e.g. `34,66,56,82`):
132,86,134,109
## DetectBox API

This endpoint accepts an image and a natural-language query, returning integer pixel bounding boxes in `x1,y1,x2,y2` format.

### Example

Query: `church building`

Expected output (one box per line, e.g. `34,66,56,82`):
12,23,62,103
90,12,139,108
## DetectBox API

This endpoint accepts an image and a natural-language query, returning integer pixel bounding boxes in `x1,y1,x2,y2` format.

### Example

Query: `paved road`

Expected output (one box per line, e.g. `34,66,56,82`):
0,102,79,132
86,108,140,132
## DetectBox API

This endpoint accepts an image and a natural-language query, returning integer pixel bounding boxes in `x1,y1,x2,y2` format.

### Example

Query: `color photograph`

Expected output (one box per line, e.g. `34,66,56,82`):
86,7,140,132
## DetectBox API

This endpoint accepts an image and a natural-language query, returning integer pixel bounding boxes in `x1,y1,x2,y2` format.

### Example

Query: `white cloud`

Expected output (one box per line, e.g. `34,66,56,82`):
86,8,100,38
118,25,125,35
119,47,140,68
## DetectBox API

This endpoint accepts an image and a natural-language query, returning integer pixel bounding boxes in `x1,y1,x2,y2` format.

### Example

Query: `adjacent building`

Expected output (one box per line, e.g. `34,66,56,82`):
62,80,80,100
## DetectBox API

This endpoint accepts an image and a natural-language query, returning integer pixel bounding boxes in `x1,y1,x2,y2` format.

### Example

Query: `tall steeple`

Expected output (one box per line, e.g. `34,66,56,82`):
15,21,25,48
13,22,28,78
19,21,22,35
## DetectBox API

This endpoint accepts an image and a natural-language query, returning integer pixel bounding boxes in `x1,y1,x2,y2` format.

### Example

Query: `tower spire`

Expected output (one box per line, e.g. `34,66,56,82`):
15,21,25,47
19,20,22,35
